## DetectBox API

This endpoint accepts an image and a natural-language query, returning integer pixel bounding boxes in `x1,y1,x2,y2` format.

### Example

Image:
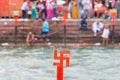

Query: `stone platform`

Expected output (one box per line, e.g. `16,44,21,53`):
0,19,120,45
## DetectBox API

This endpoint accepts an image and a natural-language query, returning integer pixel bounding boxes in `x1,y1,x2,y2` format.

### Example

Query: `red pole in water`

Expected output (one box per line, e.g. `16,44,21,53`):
14,16,18,25
53,50,70,80
57,65,63,80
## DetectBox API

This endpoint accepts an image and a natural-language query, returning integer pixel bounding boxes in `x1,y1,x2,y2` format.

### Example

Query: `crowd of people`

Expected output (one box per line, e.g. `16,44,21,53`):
79,18,111,46
21,0,57,19
21,0,120,46
68,0,120,19
21,0,120,19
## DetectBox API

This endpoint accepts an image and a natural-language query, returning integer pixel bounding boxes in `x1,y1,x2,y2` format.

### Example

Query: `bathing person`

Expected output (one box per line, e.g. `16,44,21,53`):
26,32,36,46
101,25,110,46
40,19,49,42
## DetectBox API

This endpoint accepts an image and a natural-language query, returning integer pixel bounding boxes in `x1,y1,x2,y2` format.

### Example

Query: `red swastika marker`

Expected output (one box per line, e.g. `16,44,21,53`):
53,50,70,80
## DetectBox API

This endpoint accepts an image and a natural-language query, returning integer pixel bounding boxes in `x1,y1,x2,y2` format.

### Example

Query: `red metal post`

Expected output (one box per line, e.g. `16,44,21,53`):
109,9,117,43
14,15,18,44
57,65,63,80
14,16,18,25
62,13,67,45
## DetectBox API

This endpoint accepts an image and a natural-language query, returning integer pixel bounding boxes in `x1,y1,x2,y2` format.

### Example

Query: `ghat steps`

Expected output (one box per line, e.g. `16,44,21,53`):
0,19,120,44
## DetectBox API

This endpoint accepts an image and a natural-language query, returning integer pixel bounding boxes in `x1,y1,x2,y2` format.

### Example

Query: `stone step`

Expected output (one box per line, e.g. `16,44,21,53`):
0,19,120,44
0,36,119,44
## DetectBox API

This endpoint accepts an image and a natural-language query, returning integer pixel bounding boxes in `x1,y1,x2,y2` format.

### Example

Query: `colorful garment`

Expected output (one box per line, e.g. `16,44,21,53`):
31,7,37,19
47,2,54,19
72,6,78,19
42,21,49,32
41,20,49,39
112,0,116,8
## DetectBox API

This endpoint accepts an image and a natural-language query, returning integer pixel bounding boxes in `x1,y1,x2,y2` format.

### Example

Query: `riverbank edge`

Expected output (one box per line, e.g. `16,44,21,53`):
0,43,120,47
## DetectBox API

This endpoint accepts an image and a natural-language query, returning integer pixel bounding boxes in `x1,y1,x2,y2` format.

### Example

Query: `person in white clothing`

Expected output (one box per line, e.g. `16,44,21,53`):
101,25,110,46
68,0,74,18
82,0,90,18
21,0,28,18
92,20,104,36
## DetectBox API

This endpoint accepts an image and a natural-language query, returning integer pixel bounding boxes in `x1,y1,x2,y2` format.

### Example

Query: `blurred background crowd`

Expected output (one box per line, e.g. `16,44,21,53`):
0,0,120,19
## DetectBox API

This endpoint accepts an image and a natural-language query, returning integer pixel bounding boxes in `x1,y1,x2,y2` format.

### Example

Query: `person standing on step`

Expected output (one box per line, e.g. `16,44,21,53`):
51,0,57,17
78,0,83,19
68,0,74,18
42,0,47,19
82,0,90,18
101,24,110,46
40,19,49,43
21,0,28,18
115,0,120,18
31,5,37,19
72,1,78,19
47,1,54,19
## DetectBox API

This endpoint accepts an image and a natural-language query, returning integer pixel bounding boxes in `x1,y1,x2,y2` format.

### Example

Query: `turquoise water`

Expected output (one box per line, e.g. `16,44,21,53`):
0,47,120,80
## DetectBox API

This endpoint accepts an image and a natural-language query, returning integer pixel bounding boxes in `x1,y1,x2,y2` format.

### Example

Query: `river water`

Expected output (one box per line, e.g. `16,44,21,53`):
0,47,120,80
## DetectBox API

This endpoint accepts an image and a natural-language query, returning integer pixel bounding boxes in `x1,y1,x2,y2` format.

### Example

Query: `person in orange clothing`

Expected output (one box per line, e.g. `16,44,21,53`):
72,1,78,19
26,32,37,46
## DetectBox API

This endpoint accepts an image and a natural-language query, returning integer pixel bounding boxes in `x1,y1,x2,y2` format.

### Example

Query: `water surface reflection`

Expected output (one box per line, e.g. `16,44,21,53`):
0,47,120,80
